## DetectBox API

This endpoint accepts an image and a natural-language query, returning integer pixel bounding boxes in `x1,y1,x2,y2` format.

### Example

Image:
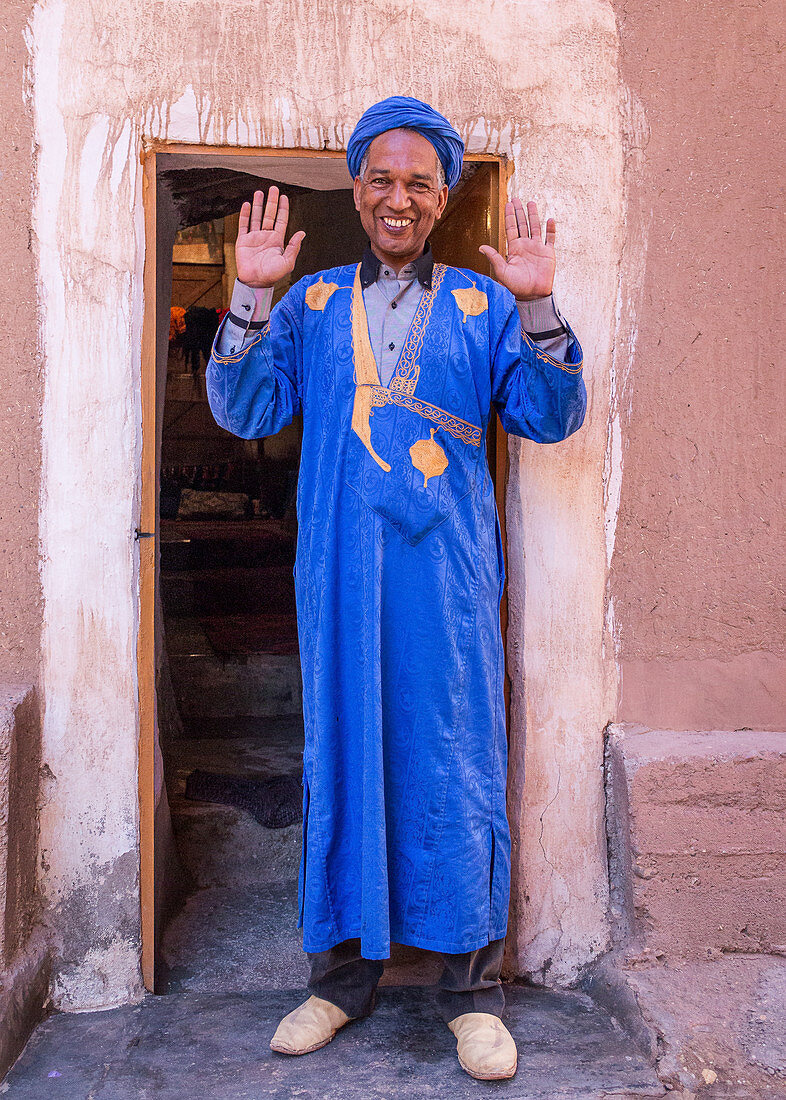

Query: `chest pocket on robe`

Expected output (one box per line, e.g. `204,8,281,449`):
344,392,483,546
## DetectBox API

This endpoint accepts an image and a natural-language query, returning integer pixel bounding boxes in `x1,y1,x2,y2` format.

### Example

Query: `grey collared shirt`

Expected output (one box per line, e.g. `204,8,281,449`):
217,268,571,367
364,258,429,387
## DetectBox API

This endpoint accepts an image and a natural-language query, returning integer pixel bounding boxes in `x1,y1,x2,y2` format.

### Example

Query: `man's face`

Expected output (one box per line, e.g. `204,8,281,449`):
353,128,449,271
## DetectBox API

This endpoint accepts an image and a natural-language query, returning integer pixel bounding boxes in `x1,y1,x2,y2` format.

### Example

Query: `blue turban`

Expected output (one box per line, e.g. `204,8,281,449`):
346,96,464,190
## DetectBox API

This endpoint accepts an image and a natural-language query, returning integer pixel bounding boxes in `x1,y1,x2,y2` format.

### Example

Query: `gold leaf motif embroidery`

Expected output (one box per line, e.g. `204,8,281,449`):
410,428,449,488
305,277,338,311
350,266,390,471
451,284,488,323
352,384,391,471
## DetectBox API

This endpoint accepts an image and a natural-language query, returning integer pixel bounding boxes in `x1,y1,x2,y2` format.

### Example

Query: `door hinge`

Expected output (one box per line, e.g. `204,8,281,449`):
135,529,156,540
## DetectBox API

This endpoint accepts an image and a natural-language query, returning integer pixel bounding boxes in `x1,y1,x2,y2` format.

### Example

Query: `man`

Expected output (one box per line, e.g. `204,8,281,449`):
206,96,585,1081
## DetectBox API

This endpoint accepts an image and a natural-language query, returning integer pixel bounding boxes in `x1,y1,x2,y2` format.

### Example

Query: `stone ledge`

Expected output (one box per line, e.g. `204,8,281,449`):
0,926,51,1080
605,725,786,959
599,725,786,1096
0,684,49,1080
583,952,786,1098
616,726,786,768
0,684,42,964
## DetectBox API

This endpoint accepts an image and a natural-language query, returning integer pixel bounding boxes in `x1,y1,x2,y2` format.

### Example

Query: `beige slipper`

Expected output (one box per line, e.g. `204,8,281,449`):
447,1011,518,1080
269,995,352,1055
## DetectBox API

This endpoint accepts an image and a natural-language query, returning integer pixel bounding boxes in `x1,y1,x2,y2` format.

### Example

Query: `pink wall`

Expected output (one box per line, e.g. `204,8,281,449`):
611,0,785,731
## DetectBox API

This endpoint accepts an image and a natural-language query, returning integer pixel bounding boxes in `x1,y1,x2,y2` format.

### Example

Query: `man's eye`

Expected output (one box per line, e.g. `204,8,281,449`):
371,178,389,185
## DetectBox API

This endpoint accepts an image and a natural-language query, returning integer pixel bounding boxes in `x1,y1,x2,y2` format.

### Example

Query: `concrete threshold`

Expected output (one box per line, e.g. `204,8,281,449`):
2,985,664,1099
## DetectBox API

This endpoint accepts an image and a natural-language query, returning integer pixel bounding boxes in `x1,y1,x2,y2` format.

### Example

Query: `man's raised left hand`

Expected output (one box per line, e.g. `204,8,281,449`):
479,199,556,302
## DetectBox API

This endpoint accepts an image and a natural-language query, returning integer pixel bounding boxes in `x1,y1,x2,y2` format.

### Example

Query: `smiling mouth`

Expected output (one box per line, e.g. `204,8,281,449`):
381,217,414,230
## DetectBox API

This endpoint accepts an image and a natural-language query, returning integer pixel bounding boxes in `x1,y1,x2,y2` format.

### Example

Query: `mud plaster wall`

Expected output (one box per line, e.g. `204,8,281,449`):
0,0,43,686
28,0,624,1005
609,0,786,732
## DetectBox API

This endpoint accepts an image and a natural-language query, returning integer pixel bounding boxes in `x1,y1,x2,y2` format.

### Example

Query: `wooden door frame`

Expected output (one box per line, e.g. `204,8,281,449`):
138,144,511,991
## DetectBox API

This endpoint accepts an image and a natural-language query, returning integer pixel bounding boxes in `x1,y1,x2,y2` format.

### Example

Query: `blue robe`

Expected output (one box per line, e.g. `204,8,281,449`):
206,261,585,958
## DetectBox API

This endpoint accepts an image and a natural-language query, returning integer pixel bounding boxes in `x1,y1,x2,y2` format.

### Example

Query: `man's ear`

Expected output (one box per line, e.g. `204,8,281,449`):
434,183,449,221
353,176,362,212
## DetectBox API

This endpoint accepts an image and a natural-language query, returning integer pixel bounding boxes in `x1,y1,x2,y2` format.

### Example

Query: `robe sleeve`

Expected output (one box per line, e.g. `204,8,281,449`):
490,298,587,443
205,283,304,440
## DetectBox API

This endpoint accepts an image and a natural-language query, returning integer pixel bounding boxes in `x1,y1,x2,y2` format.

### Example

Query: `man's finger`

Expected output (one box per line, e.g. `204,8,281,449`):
249,190,265,233
526,201,541,241
479,244,506,280
238,200,251,237
504,202,520,246
511,197,529,238
262,185,279,231
274,192,290,237
283,230,306,264
545,217,557,246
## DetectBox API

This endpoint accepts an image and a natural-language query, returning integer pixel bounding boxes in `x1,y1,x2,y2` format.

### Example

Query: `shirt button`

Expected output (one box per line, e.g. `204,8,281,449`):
391,301,397,309
388,342,395,351
384,269,390,276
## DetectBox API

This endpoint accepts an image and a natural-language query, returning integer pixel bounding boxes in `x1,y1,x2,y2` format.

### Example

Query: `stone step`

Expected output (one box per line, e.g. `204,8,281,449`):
606,726,786,959
0,685,49,1081
3,987,665,1099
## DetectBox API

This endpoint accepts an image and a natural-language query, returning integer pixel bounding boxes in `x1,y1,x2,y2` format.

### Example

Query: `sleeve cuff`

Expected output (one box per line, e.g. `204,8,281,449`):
217,315,254,356
515,294,566,338
229,280,274,330
212,279,273,359
517,294,583,374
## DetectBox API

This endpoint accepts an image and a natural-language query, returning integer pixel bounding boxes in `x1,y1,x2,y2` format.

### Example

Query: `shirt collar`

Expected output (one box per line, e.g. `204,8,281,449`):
360,240,434,290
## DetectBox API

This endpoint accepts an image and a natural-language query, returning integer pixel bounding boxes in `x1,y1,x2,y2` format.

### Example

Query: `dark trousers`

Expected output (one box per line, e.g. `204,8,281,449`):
307,938,506,1023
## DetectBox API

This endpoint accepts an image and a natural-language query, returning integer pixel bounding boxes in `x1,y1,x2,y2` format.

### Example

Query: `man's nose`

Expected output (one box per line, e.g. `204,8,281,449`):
387,181,410,210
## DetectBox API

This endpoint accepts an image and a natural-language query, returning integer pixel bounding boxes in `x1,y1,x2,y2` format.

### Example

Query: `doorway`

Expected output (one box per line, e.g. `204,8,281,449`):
139,148,509,993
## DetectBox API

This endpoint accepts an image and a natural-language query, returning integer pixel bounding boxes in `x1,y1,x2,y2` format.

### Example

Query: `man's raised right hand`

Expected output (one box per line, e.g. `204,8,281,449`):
236,186,306,289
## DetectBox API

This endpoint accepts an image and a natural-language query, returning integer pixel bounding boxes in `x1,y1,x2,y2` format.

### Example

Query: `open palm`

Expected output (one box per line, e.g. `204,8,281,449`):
479,199,556,301
236,186,306,289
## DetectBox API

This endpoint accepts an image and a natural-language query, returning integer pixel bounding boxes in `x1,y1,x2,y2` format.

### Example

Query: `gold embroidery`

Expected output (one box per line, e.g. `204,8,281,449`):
210,331,263,364
410,428,449,488
349,263,482,466
522,329,584,373
370,386,482,447
451,283,488,323
305,277,339,311
350,266,390,471
390,263,447,396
